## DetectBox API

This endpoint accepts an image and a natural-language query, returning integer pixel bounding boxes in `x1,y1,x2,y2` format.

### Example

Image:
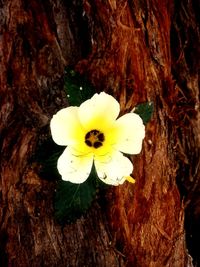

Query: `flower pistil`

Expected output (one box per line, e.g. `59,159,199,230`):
85,129,105,148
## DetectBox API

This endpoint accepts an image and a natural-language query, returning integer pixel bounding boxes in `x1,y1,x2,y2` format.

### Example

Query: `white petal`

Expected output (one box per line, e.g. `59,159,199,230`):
114,113,145,154
50,107,84,146
57,147,93,183
78,92,120,130
94,152,133,185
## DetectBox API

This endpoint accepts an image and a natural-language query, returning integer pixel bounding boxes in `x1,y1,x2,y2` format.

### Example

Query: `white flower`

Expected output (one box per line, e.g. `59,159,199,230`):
50,92,145,185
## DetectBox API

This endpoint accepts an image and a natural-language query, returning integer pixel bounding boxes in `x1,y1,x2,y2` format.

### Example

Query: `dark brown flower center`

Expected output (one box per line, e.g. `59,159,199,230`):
85,129,105,148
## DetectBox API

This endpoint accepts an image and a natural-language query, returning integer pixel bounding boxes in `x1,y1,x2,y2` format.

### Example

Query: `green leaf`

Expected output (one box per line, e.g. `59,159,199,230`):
133,102,154,124
54,165,98,224
64,67,96,106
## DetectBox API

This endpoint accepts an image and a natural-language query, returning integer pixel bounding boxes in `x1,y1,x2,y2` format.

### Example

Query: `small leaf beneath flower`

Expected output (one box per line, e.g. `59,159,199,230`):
64,67,96,106
54,165,98,224
133,102,154,124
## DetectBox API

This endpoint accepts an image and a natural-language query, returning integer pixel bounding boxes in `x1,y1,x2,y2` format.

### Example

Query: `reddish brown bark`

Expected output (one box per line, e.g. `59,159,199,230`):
0,0,199,266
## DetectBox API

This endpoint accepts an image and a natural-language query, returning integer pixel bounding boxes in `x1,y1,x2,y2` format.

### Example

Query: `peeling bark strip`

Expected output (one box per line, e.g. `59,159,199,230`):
0,0,199,266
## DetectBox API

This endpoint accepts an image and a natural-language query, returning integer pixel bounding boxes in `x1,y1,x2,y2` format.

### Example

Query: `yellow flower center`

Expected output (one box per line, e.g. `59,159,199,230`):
85,129,105,148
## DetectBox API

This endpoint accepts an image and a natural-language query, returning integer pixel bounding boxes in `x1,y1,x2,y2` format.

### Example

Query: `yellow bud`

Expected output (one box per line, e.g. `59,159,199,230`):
125,176,135,184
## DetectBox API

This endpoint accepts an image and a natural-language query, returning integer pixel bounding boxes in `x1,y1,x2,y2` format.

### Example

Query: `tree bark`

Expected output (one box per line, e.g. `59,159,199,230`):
0,0,199,266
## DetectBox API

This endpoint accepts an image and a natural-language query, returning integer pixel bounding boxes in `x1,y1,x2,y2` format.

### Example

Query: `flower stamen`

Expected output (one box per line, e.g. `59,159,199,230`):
85,129,105,148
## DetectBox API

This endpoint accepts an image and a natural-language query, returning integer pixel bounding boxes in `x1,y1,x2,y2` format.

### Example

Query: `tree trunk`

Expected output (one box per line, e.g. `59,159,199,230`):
0,0,199,266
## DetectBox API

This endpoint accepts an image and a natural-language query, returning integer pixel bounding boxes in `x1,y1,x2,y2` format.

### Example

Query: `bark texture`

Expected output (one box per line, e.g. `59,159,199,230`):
0,0,199,266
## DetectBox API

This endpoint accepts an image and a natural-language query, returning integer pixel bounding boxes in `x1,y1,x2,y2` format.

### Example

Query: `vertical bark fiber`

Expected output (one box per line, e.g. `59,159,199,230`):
0,0,199,266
